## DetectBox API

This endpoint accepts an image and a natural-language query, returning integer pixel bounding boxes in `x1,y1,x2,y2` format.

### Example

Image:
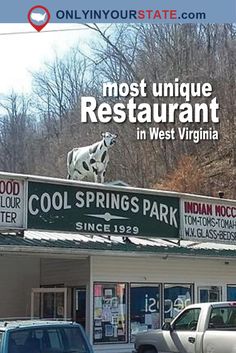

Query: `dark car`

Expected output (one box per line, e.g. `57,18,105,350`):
0,320,94,353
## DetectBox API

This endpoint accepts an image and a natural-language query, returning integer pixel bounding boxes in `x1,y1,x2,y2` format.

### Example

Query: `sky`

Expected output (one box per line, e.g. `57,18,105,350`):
0,23,97,95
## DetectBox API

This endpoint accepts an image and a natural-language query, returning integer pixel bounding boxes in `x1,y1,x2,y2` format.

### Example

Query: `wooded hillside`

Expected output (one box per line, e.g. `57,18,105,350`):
0,24,235,198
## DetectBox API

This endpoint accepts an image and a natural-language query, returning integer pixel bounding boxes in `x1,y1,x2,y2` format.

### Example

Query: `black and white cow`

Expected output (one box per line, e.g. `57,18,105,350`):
67,132,118,183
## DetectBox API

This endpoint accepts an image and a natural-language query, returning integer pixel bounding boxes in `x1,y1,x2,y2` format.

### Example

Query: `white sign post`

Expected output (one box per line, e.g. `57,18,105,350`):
0,178,26,230
180,198,236,245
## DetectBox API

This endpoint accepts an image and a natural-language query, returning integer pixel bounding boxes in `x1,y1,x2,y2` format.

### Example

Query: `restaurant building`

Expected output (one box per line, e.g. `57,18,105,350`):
0,172,236,353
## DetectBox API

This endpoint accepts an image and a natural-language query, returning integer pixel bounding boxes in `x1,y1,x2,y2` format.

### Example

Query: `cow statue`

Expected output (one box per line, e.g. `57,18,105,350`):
67,132,118,183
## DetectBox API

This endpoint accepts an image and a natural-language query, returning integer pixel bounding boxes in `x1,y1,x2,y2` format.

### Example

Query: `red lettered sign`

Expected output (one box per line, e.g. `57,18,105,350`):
181,198,236,244
0,178,26,230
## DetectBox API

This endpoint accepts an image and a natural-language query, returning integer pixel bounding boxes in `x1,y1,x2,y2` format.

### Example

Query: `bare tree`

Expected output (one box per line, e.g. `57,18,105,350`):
32,49,88,136
0,93,36,173
1,24,232,196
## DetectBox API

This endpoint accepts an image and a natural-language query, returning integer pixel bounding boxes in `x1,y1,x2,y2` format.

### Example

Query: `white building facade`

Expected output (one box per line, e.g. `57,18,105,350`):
1,232,236,353
0,172,235,353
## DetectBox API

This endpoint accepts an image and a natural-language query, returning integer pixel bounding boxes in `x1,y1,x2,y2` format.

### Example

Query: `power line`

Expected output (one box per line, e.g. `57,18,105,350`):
0,26,93,36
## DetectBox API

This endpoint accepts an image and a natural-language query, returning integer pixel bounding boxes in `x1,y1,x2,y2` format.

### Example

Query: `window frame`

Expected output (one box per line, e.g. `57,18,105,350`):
129,282,161,342
197,286,222,303
227,284,236,301
163,283,194,322
93,282,128,345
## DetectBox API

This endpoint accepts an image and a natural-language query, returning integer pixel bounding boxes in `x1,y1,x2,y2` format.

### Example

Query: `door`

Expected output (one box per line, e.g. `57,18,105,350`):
31,287,68,319
163,307,201,353
198,286,222,302
72,287,86,329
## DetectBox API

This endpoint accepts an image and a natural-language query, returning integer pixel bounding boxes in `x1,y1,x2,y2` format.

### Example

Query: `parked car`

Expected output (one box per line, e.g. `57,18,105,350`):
0,320,94,353
133,301,236,353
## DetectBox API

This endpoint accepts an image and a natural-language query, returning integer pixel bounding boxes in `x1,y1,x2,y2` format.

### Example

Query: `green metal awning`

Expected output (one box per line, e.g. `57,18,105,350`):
0,231,235,259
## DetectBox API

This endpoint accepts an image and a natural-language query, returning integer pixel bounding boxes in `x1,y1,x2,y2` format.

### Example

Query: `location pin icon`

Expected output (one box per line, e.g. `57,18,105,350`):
28,5,51,32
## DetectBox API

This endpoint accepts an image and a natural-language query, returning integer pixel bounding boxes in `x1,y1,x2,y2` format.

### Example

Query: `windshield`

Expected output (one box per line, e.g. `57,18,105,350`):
8,326,91,353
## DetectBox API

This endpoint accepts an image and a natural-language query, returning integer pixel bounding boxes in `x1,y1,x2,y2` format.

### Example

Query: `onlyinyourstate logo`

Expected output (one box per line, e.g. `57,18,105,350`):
28,5,51,32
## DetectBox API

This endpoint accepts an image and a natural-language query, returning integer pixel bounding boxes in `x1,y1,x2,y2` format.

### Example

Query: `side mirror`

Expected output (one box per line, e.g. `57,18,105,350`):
162,322,174,331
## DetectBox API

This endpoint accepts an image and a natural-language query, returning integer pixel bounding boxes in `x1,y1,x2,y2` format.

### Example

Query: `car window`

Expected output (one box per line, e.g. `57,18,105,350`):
173,308,201,331
0,332,3,349
9,330,28,345
47,329,62,350
209,306,236,329
8,326,91,353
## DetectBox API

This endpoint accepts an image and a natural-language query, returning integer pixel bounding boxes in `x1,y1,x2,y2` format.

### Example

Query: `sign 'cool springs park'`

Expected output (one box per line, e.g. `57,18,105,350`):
27,181,180,238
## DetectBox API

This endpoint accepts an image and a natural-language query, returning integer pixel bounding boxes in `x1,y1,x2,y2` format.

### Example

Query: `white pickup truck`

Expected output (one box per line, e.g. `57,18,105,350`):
133,301,236,353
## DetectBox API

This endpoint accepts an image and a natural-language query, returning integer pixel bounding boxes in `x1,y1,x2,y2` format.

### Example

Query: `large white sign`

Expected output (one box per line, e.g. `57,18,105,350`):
181,198,236,244
0,178,26,230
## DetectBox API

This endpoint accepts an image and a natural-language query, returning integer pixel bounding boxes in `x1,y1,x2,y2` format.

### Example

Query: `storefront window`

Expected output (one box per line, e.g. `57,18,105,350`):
164,284,193,322
93,283,127,344
130,284,160,341
198,286,222,302
227,285,236,300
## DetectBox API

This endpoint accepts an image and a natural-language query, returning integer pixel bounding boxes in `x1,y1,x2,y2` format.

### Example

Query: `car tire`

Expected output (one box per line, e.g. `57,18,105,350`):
142,349,157,353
